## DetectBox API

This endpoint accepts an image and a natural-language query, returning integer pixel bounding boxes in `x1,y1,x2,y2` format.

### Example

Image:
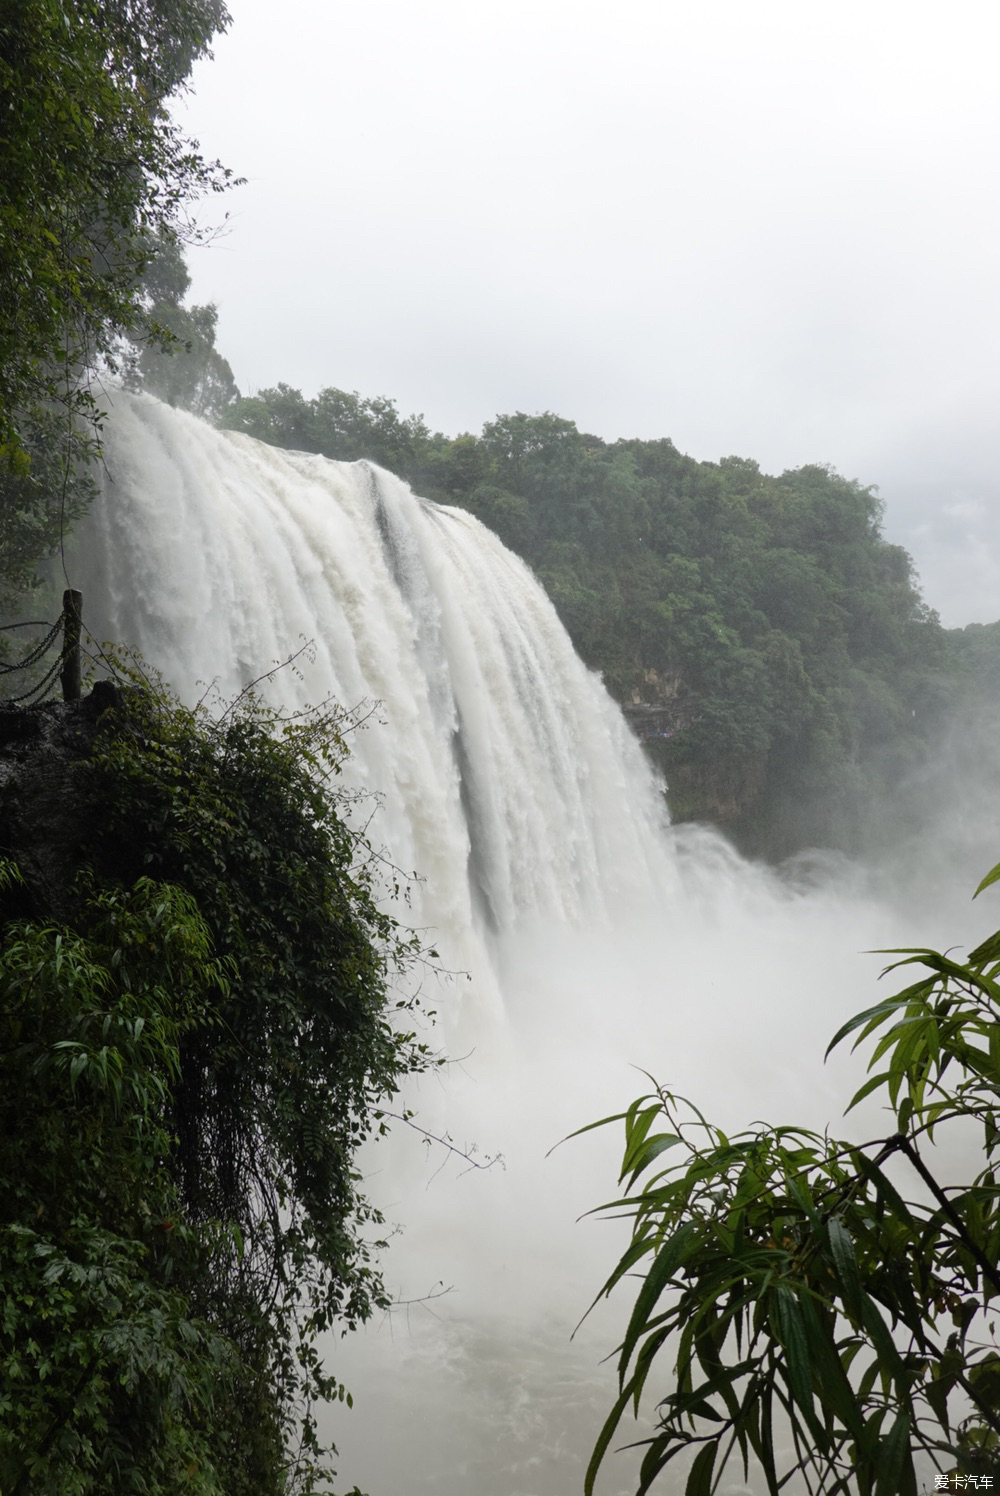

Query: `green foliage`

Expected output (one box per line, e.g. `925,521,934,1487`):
576,869,1000,1495
1,675,437,1492
223,385,432,472
0,0,234,602
0,872,253,1493
128,229,239,421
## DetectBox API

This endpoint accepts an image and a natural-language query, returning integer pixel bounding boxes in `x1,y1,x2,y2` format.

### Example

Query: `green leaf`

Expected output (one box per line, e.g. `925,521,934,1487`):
874,1409,910,1496
664,1358,757,1426
974,862,1000,899
844,1069,892,1113
798,1290,865,1441
773,1288,826,1445
620,1221,700,1376
684,1442,716,1496
924,1373,951,1435
968,929,1000,967
584,1380,635,1496
557,1109,629,1151
988,1025,1000,1080
624,1132,683,1187
857,1291,906,1383
853,1150,919,1235
827,999,905,1059
583,1231,660,1316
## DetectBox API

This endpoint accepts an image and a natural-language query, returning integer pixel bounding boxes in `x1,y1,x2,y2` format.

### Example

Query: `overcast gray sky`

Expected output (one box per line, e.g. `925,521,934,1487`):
178,0,1000,627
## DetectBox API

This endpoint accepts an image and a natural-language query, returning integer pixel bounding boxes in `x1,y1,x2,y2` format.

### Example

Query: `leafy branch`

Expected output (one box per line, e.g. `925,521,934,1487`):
574,860,1000,1496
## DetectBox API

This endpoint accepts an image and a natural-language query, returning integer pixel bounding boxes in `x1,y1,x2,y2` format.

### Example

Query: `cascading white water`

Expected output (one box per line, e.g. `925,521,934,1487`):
76,393,995,1496
81,394,697,1032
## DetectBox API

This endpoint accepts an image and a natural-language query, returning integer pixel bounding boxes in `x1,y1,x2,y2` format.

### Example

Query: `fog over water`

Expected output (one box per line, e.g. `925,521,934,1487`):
75,394,1000,1493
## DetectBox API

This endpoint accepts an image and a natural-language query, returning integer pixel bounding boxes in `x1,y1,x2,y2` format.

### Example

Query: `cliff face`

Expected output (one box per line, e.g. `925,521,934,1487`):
658,754,768,832
621,666,692,744
617,666,768,843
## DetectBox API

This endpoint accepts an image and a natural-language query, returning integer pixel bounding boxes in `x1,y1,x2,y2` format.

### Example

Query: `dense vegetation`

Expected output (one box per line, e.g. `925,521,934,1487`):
577,863,1000,1493
221,386,994,858
0,681,435,1492
0,0,236,610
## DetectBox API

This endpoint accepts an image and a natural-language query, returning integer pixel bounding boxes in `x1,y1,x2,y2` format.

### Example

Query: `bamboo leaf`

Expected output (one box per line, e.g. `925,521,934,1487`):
624,1132,684,1187
898,1446,918,1496
797,1289,865,1441
662,1359,757,1423
684,1441,716,1496
827,1000,907,1058
573,1231,663,1333
630,1325,672,1412
968,929,1000,967
858,1292,906,1382
619,1102,662,1180
635,1433,681,1496
620,1221,700,1376
598,1232,660,1297
924,1373,950,1435
844,1069,892,1113
874,1408,910,1496
555,1109,629,1151
758,1379,778,1491
989,1025,1000,1080
974,861,1000,898
584,1380,636,1496
773,1289,826,1446
853,1150,918,1235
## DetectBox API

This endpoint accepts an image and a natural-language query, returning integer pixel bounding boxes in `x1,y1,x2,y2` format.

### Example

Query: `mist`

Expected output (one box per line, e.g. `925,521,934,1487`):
78,394,1000,1495
323,843,997,1496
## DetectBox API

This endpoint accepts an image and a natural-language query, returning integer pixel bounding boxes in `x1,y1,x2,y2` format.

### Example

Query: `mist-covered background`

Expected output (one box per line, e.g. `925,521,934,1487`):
176,0,1000,628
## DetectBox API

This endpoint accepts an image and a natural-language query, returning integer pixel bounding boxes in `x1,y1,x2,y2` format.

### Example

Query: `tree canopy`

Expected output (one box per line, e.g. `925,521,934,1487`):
0,0,235,605
126,229,238,422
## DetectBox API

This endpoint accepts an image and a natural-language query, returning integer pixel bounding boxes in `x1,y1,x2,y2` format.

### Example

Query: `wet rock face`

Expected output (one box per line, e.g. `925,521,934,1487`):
0,687,124,921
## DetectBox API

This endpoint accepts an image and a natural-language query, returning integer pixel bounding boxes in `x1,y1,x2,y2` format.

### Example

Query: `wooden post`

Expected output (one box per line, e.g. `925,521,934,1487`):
60,589,82,703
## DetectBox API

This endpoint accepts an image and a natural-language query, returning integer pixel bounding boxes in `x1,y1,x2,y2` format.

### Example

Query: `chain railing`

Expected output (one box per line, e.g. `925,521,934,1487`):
0,591,83,704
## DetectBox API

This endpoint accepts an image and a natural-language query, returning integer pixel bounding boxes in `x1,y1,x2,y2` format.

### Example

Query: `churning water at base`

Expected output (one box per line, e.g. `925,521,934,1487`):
77,393,996,1495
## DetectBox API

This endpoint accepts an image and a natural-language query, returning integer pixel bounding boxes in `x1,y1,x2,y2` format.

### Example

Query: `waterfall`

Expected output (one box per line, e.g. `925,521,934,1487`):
75,392,992,1496
79,394,697,1031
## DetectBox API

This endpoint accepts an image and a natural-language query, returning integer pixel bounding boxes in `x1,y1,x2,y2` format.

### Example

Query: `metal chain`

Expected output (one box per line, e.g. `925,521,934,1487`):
0,614,64,675
4,648,66,704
